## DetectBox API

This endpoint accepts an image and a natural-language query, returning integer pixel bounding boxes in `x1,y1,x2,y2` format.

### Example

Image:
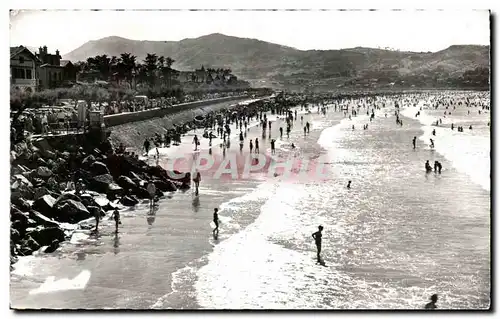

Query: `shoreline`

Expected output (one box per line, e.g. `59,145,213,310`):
10,91,490,309
9,95,278,266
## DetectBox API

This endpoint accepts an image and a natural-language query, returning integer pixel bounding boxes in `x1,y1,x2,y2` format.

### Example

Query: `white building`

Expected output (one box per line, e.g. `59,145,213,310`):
10,46,40,92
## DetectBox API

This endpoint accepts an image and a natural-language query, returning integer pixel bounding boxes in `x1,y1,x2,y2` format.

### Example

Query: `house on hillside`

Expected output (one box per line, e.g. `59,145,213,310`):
36,46,64,90
60,60,77,85
178,71,194,84
10,45,40,92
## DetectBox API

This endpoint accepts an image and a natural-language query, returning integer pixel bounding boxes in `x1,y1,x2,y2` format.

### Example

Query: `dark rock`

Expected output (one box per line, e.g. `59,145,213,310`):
53,192,82,206
33,194,57,217
155,188,164,197
154,180,177,192
21,236,41,254
134,187,151,199
90,161,110,176
82,154,96,166
44,240,60,253
107,183,124,197
55,199,91,223
10,206,29,225
87,205,105,218
11,195,32,212
36,166,53,178
120,195,139,206
26,227,65,247
117,175,137,190
37,158,48,167
45,150,56,160
129,172,144,184
13,174,33,188
11,228,21,243
28,210,59,228
89,174,114,193
178,182,191,190
33,186,51,200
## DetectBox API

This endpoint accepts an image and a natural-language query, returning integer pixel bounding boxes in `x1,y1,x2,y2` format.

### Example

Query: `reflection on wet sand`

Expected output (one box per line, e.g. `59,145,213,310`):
113,234,120,255
192,196,200,212
147,206,158,226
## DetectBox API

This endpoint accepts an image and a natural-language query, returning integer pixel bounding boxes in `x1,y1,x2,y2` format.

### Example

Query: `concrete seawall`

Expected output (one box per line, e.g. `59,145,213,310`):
108,96,267,150
104,95,251,127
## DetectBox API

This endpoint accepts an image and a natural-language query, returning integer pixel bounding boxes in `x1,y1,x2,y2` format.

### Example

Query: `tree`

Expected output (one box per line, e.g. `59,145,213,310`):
144,53,158,87
118,53,137,85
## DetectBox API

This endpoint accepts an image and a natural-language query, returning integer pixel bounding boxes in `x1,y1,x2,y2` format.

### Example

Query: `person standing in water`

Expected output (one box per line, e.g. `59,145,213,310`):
193,171,201,196
279,127,283,138
144,138,151,156
112,209,120,233
147,180,156,209
213,208,220,236
249,139,253,153
425,294,438,309
255,138,260,153
347,180,352,189
193,135,199,151
270,139,276,154
430,139,435,149
94,207,100,232
312,225,324,263
412,136,417,149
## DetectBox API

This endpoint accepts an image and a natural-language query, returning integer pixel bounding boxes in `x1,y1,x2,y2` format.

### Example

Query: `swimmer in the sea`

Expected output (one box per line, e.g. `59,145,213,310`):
425,294,438,310
347,180,351,189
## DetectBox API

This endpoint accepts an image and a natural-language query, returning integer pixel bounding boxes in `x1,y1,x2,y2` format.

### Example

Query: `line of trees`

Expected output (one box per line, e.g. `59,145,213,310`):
75,53,236,88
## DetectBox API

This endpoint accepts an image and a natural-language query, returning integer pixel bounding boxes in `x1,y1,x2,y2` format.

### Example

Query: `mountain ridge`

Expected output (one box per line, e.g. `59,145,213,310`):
62,33,490,89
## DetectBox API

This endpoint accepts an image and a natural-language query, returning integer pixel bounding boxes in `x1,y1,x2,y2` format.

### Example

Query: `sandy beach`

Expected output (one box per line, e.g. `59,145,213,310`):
10,92,490,309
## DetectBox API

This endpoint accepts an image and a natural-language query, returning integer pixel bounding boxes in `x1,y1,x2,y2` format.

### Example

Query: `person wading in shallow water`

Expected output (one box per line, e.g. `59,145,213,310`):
347,180,352,189
312,225,324,263
112,209,121,233
193,171,201,196
425,294,438,309
412,136,417,149
147,180,156,209
213,208,220,236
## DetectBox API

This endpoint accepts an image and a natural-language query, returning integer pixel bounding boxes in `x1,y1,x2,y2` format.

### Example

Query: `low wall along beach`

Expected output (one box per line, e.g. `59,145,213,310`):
104,96,251,127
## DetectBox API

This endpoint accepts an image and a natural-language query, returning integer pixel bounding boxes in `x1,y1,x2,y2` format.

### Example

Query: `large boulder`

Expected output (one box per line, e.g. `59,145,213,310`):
33,194,57,217
26,226,65,247
11,205,29,226
33,186,51,200
11,228,21,244
89,174,114,193
154,180,177,192
87,205,105,218
11,192,34,210
117,175,137,190
134,187,151,199
106,183,123,197
19,236,40,256
53,192,83,208
28,210,59,228
12,174,33,188
55,199,91,223
36,166,53,179
120,195,139,207
90,161,110,176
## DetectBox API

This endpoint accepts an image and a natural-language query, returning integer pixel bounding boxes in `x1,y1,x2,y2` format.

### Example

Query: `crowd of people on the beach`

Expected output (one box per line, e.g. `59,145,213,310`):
11,87,489,309
9,91,251,141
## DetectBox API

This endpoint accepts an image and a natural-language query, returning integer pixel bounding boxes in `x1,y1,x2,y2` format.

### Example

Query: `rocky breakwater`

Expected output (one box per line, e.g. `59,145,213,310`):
10,134,192,267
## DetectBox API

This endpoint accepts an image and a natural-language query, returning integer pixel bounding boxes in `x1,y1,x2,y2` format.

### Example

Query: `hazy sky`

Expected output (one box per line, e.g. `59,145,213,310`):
9,9,490,55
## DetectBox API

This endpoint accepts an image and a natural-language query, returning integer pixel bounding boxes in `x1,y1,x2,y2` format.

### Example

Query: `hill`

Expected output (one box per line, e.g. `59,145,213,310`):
63,33,490,90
